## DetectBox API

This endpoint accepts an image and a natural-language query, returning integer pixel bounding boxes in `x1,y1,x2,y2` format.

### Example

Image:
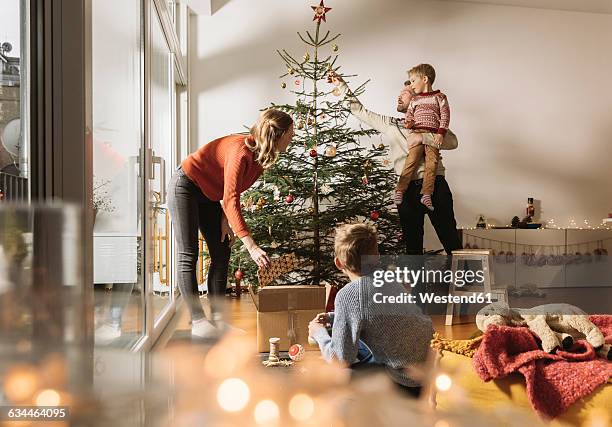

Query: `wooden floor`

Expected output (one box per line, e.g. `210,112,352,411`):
156,292,479,352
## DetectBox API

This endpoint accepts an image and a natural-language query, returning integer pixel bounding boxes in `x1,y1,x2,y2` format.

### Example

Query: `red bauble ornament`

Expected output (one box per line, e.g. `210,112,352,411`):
285,194,294,203
370,211,380,221
309,149,318,158
234,270,244,280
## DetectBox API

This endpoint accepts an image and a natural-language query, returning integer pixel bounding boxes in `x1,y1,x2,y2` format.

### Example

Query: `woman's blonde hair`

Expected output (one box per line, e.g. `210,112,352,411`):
248,109,293,169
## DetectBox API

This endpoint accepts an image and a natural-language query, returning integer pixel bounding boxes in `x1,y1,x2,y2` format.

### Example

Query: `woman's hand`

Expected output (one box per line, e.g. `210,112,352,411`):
250,245,271,269
242,235,271,268
220,213,236,245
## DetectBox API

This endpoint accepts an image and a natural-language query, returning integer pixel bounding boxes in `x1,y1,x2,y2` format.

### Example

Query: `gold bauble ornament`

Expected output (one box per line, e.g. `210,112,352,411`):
281,82,287,89
307,118,314,125
377,143,385,150
332,87,341,97
332,44,339,52
297,121,305,130
256,197,267,210
288,68,295,75
303,52,310,62
324,145,337,157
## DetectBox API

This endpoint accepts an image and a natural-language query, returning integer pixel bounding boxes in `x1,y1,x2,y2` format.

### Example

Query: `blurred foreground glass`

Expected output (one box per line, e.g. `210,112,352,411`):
0,204,89,348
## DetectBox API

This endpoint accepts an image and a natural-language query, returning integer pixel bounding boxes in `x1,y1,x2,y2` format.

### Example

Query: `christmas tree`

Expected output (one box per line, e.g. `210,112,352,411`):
230,1,403,288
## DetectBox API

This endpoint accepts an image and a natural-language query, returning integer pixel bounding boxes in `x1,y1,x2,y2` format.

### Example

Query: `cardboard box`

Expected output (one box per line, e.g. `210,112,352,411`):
250,285,326,352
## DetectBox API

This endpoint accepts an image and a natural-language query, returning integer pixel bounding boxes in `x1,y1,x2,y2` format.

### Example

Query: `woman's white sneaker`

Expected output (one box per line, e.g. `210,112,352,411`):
191,318,219,339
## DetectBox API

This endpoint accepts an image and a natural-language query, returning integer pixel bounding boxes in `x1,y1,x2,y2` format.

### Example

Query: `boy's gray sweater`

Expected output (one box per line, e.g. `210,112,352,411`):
312,275,433,387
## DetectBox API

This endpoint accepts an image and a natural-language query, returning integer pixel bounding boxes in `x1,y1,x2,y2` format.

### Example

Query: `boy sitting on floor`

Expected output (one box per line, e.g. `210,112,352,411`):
308,223,433,396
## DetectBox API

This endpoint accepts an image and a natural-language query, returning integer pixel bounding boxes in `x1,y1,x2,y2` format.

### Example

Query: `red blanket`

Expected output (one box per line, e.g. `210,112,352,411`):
472,315,612,419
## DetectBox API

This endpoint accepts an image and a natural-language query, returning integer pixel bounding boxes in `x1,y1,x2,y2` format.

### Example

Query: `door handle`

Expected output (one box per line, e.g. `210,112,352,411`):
151,154,166,205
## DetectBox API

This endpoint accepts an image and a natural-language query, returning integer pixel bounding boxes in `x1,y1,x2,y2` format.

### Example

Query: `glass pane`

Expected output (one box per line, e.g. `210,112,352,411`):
92,0,144,348
0,0,29,202
150,12,175,322
0,204,86,345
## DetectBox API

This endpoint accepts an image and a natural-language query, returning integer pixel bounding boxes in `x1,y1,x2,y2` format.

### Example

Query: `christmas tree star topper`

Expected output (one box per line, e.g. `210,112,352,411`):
312,0,332,23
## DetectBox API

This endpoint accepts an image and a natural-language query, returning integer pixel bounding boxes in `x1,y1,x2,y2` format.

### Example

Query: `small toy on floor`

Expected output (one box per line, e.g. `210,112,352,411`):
288,344,305,361
476,302,612,359
262,337,293,367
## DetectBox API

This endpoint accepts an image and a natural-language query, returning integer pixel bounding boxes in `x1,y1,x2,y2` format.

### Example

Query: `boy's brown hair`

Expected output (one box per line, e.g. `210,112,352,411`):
334,223,379,274
408,63,436,85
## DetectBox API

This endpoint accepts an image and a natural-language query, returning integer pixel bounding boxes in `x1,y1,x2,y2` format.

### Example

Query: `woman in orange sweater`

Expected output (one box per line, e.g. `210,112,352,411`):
168,109,294,338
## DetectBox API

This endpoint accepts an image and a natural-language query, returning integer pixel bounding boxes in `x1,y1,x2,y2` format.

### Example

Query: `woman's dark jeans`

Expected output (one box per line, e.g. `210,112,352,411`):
167,167,231,321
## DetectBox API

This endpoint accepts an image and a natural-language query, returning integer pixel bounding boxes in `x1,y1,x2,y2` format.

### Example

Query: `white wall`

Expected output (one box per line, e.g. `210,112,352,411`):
189,0,612,249
0,1,21,53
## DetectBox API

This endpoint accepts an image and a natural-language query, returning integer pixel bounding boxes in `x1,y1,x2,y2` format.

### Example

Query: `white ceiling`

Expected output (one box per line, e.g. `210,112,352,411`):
184,0,211,15
186,0,612,16
437,0,612,15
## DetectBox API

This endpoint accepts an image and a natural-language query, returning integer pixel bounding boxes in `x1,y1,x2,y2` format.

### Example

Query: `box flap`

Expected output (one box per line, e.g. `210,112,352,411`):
255,285,325,312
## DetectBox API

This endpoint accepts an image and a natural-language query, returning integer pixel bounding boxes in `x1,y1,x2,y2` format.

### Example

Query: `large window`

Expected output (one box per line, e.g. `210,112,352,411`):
0,0,29,202
92,0,145,348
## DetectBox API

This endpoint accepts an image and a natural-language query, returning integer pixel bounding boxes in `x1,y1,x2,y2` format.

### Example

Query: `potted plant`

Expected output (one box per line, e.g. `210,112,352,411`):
93,176,115,224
